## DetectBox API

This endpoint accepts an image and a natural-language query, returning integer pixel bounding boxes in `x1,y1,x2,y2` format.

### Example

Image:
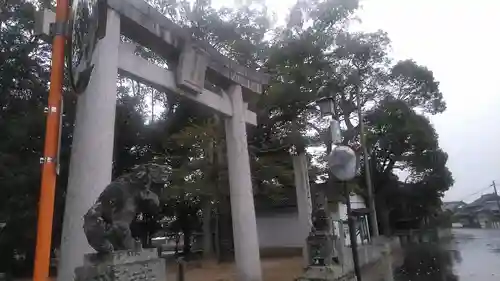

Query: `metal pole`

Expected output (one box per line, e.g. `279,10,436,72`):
345,182,362,281
356,91,379,237
332,100,361,280
492,181,500,217
33,0,68,280
177,257,185,281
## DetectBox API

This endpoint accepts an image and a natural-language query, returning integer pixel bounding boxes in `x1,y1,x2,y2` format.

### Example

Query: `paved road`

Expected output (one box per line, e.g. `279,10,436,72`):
395,228,500,281
448,228,500,281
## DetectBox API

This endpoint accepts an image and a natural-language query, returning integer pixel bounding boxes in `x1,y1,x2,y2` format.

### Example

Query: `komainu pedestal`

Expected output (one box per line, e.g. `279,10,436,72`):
307,232,335,266
75,249,166,281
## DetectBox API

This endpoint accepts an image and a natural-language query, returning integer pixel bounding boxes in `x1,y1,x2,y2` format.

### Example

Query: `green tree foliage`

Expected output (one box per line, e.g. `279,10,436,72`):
254,0,359,153
389,59,446,114
0,0,53,274
363,98,454,233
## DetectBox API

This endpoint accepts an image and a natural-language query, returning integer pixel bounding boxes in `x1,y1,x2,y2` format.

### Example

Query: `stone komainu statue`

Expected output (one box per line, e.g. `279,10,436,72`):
83,164,168,253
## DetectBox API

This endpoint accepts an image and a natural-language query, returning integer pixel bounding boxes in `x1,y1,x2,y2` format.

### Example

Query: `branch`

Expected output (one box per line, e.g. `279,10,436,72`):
342,125,359,145
306,121,323,135
339,92,355,131
383,158,396,175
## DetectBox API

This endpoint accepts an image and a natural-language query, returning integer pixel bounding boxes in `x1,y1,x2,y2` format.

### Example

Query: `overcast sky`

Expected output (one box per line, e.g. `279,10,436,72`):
354,0,500,203
213,0,500,202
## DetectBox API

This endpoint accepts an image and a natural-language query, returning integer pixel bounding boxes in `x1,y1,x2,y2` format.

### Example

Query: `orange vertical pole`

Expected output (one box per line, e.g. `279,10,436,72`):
33,0,69,280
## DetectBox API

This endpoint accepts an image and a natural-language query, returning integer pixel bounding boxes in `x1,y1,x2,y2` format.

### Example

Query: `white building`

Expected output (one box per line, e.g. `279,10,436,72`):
255,193,371,254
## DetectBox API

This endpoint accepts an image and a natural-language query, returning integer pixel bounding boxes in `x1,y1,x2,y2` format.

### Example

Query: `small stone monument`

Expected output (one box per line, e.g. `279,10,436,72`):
296,208,338,281
75,164,168,281
307,208,335,267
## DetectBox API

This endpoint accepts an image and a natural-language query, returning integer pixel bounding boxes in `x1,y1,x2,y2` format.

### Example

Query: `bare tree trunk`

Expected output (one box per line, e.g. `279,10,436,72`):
376,194,391,236
214,209,220,259
202,198,213,259
212,114,234,262
217,196,234,262
151,89,155,123
182,229,192,256
201,116,219,260
175,234,180,254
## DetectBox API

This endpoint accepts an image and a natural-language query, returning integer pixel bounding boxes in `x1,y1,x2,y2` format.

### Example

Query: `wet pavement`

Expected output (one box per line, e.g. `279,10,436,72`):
395,228,500,281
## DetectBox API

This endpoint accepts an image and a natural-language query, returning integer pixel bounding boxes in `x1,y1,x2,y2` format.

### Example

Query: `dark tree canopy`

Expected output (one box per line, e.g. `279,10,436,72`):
390,59,446,114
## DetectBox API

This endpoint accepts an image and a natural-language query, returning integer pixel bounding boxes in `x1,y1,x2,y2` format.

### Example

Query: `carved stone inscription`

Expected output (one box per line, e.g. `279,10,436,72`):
113,260,163,281
75,249,166,281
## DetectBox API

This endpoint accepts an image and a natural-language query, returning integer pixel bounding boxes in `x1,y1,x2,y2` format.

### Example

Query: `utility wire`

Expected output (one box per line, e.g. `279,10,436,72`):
457,184,496,202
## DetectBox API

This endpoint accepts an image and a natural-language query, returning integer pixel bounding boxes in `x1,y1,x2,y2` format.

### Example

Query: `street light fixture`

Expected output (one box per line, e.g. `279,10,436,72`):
313,87,363,281
316,96,336,117
316,94,342,147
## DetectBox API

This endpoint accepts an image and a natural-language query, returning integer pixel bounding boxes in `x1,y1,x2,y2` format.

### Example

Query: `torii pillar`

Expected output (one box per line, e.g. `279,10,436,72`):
57,9,121,281
36,1,268,280
225,84,262,281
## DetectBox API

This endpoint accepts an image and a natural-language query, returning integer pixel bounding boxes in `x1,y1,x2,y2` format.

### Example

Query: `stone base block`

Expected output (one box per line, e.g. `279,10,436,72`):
307,232,335,266
296,265,339,281
75,249,166,281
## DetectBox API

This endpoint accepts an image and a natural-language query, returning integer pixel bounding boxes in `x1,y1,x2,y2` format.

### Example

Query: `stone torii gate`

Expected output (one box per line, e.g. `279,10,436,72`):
36,1,269,280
